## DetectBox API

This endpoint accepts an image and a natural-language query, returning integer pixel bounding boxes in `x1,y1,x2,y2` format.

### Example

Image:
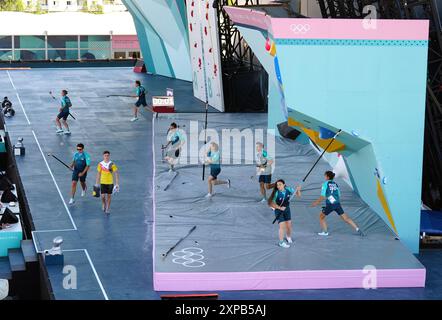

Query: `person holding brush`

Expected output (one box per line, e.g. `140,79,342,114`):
55,89,72,135
311,171,364,237
68,143,91,205
268,179,301,248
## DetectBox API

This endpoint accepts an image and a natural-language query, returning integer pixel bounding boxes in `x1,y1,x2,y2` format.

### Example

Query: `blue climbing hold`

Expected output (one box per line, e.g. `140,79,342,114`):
319,126,336,139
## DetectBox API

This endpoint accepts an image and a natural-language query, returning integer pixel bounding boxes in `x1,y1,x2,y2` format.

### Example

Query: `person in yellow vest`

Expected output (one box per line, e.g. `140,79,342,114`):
95,150,119,214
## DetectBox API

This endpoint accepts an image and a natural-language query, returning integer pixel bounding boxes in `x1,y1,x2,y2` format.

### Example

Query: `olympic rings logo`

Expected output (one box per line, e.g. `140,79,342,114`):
172,247,206,268
290,24,311,34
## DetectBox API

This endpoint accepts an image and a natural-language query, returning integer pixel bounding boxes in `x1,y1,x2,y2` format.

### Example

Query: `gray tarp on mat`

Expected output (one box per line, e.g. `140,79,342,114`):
154,113,424,272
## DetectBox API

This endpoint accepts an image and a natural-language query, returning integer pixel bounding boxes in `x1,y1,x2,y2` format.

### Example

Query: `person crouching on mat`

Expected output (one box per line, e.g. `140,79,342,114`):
95,151,119,214
55,90,72,135
163,122,184,172
69,143,91,205
205,142,230,198
268,179,301,248
255,142,274,203
311,170,364,237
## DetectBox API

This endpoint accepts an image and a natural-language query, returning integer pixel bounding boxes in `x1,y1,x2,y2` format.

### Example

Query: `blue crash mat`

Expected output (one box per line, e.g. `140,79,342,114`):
421,210,442,234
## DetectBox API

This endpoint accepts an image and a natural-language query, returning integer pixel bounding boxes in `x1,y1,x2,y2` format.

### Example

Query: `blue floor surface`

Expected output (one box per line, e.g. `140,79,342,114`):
1,67,441,299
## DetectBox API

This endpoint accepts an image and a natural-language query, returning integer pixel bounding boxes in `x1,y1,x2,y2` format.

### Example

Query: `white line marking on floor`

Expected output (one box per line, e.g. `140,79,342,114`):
33,246,109,300
6,71,31,125
82,249,109,300
6,70,16,90
32,130,77,230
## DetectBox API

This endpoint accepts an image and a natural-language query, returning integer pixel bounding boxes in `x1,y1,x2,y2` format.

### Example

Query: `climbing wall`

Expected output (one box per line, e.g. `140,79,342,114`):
187,0,225,111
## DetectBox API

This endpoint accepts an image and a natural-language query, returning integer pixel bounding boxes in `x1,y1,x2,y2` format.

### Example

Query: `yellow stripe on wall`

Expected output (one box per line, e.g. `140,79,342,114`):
376,178,398,234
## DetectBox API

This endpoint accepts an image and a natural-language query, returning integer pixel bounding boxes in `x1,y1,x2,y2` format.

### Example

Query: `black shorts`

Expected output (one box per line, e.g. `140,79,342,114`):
210,167,221,179
135,98,147,107
57,111,69,120
72,170,87,182
322,203,345,216
275,207,291,223
101,184,114,195
259,174,272,184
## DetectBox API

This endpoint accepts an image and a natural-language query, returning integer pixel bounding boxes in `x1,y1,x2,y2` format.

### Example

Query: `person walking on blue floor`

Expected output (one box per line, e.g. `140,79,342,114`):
255,142,274,203
311,170,365,237
268,179,301,248
95,151,119,214
55,90,72,135
68,143,91,205
205,142,230,198
131,80,147,122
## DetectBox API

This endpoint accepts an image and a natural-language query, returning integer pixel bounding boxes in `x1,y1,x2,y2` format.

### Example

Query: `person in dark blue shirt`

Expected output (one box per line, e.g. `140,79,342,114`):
268,179,301,248
205,142,230,198
311,171,364,236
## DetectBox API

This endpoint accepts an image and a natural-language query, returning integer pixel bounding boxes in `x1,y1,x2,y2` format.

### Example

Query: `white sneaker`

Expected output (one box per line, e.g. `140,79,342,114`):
260,198,267,203
286,237,293,244
278,241,290,248
318,231,329,236
205,193,212,198
56,129,63,134
68,198,75,205
130,117,139,122
81,189,86,197
64,130,71,135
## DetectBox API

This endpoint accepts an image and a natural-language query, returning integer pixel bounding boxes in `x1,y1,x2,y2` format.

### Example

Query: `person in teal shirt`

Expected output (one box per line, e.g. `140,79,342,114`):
69,143,91,205
311,170,364,237
255,142,274,202
163,122,185,172
55,89,72,134
131,80,147,122
205,142,230,197
268,179,300,248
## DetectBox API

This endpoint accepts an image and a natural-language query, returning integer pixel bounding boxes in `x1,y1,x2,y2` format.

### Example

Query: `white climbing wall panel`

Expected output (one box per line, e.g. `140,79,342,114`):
187,0,225,112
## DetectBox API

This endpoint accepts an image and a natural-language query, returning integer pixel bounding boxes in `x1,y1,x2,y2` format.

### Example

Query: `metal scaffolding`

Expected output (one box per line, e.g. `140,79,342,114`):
317,0,442,209
212,0,269,112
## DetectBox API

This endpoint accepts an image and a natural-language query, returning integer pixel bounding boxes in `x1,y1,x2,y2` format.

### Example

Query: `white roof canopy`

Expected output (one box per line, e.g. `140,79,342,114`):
0,11,136,35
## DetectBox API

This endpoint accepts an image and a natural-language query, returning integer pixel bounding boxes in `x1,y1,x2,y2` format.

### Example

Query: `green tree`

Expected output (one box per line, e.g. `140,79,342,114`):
81,0,88,12
95,4,103,14
0,0,25,11
35,1,44,14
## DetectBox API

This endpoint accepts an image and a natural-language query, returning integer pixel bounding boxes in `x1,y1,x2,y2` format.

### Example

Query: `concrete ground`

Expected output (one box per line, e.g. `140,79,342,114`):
1,67,442,299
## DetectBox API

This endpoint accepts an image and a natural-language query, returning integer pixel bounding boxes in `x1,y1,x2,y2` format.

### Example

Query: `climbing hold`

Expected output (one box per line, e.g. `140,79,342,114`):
265,38,271,51
269,42,276,56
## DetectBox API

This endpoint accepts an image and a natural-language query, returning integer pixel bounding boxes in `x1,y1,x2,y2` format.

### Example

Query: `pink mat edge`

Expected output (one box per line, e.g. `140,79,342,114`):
154,268,426,291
